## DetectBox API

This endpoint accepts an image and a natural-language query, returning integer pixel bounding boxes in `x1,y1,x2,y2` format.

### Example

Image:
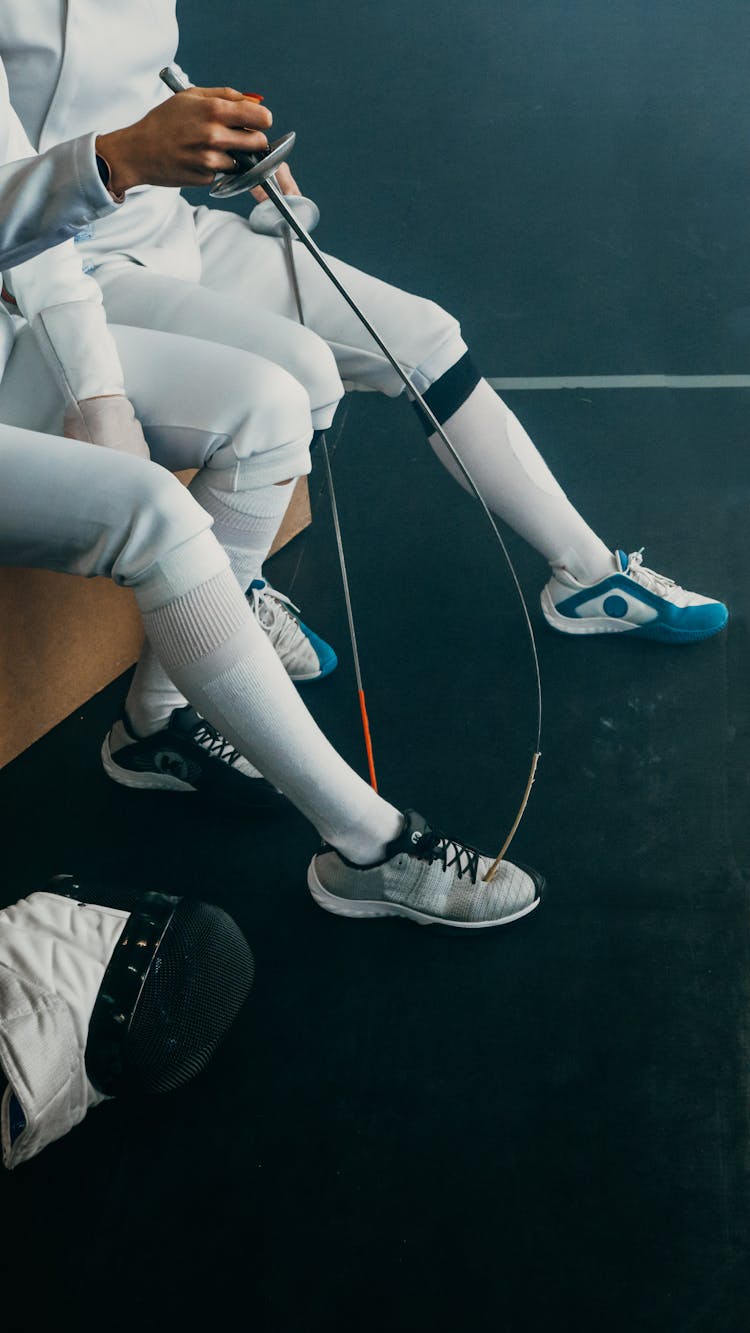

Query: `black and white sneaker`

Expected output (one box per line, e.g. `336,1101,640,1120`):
101,706,288,809
309,809,545,930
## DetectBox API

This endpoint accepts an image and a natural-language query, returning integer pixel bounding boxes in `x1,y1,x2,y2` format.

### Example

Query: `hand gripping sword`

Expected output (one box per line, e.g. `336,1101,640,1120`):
160,66,541,879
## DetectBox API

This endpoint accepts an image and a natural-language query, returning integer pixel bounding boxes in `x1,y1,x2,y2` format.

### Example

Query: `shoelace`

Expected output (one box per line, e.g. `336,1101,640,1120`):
247,582,306,657
189,717,242,768
626,548,678,596
413,830,481,883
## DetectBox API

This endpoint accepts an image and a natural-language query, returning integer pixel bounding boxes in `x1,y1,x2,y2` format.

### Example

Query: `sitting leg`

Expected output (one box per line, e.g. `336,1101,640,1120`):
415,357,728,643
0,320,336,798
195,212,727,644
0,424,543,929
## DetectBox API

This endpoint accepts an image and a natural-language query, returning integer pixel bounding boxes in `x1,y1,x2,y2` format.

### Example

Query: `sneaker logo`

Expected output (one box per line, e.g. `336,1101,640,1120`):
152,749,201,784
410,830,422,845
602,593,629,618
560,584,657,626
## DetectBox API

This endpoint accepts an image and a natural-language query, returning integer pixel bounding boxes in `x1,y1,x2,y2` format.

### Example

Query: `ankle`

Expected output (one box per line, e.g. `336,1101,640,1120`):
332,809,405,867
123,700,172,740
551,545,615,585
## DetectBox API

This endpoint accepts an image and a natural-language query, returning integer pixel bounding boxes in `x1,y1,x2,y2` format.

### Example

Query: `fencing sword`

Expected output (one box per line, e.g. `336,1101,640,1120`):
159,66,541,879
258,212,380,794
240,172,378,795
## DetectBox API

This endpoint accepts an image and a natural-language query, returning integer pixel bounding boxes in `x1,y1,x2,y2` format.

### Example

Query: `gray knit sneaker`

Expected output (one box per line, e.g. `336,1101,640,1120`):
308,810,544,930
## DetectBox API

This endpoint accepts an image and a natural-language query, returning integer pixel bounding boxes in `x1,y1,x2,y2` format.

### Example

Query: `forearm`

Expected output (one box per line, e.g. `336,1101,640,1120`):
0,131,118,270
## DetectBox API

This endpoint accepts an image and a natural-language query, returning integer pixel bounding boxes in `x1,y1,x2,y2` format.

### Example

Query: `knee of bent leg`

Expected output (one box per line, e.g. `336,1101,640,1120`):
225,359,314,468
284,328,343,428
111,464,213,587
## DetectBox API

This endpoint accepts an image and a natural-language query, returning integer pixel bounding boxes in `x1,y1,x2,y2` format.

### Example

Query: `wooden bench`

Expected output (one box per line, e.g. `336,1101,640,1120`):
0,474,310,766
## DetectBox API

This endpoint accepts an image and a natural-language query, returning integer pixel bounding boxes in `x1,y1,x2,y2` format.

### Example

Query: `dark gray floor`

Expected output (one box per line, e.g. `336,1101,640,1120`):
2,3,750,1329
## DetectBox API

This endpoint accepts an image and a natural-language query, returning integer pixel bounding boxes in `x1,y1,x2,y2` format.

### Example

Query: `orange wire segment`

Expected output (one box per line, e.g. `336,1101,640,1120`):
358,690,378,792
243,93,264,102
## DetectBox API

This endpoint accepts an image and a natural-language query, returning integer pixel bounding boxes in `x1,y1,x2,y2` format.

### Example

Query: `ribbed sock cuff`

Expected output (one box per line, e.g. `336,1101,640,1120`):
141,568,249,672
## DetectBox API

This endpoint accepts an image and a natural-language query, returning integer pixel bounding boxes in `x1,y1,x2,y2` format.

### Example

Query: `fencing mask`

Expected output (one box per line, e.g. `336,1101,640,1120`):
0,877,253,1169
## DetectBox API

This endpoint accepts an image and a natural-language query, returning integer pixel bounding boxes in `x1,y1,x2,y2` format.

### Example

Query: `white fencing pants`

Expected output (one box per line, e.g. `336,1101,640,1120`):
91,213,614,581
0,411,402,859
0,319,313,487
0,317,316,725
95,205,467,414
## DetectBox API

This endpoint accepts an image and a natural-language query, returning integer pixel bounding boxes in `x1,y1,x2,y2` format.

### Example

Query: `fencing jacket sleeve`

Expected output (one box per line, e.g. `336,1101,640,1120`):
0,3,203,282
0,57,127,398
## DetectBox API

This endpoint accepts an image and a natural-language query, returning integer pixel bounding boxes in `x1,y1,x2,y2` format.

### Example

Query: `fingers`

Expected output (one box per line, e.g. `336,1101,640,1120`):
200,150,245,175
190,85,248,101
250,164,301,203
273,162,301,196
198,93,273,132
213,127,270,155
135,84,280,189
183,92,272,158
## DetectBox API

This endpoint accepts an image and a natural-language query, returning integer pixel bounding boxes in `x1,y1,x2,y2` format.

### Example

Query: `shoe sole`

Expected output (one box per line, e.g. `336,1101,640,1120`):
307,860,544,930
101,735,198,792
101,734,286,809
540,586,728,644
288,659,337,683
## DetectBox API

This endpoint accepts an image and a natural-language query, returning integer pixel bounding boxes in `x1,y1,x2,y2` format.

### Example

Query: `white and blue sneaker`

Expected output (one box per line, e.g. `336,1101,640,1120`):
541,549,728,644
247,579,338,681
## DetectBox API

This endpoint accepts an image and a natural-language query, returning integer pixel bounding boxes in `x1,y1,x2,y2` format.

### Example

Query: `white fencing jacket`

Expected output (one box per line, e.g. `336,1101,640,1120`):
0,894,128,1170
0,55,126,397
0,2,203,282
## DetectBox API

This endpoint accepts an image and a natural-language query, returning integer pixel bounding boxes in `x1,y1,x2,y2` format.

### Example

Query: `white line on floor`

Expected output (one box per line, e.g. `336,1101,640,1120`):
487,374,750,390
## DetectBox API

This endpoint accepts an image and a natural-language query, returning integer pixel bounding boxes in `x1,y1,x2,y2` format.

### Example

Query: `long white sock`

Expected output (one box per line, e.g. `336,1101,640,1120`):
125,641,188,738
134,547,402,864
428,378,613,584
126,475,295,737
188,471,294,591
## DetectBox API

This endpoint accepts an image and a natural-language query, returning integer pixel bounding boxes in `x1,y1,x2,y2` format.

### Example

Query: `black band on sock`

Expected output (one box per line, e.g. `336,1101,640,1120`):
412,352,482,433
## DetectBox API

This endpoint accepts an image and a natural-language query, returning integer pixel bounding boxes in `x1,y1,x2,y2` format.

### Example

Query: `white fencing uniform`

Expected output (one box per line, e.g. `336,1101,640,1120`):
0,74,404,1166
0,52,314,563
0,0,625,593
0,64,400,836
0,0,468,422
0,57,129,405
0,94,281,1170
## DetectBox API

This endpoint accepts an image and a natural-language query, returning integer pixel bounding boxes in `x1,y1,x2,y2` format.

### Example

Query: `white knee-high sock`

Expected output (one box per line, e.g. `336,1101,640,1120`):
188,470,294,591
124,641,188,738
427,377,613,583
134,545,402,863
126,475,295,737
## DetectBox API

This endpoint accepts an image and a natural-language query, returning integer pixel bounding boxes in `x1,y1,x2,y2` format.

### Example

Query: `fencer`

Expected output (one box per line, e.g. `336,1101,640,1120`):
0,57,339,801
0,76,544,1175
0,51,545,983
0,73,279,1168
0,1,727,794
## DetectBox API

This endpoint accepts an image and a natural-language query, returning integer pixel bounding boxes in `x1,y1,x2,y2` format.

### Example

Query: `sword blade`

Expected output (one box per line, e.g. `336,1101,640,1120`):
263,176,542,754
254,181,542,872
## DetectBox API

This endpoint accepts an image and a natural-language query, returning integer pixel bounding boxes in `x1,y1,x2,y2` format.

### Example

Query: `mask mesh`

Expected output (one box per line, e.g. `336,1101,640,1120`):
45,880,254,1098
120,898,254,1096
